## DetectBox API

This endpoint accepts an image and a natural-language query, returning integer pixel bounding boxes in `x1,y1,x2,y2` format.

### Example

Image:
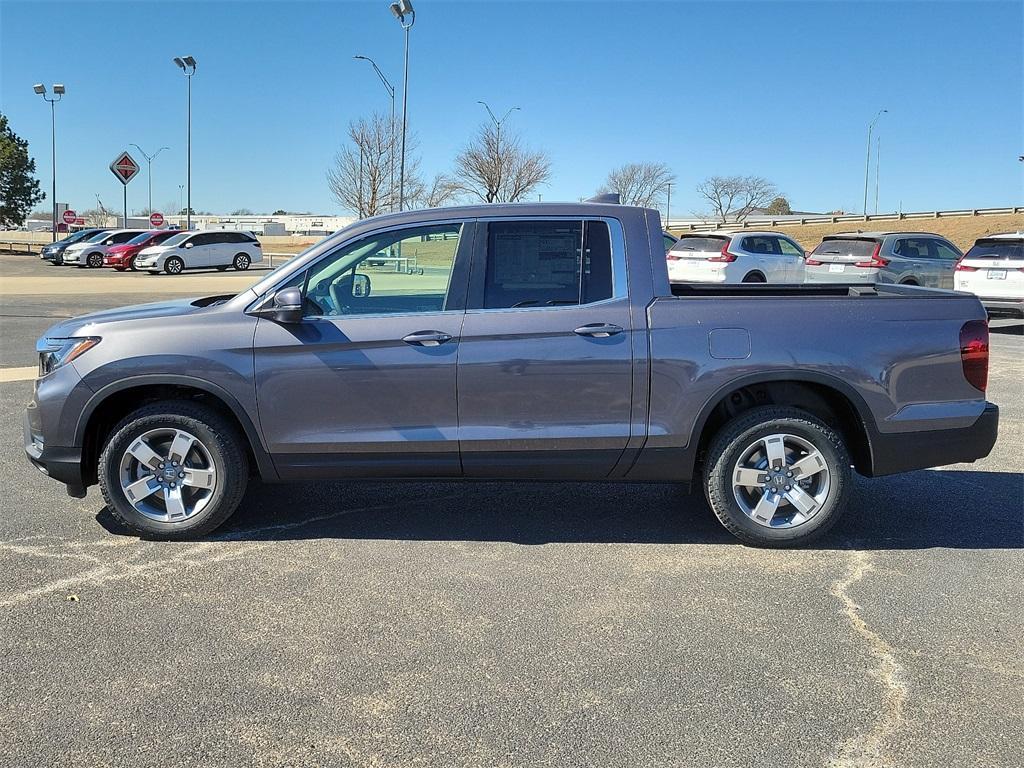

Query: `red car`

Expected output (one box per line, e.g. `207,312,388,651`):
103,230,178,271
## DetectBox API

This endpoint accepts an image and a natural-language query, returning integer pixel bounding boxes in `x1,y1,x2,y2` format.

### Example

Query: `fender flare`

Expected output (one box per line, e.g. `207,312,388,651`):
76,373,278,480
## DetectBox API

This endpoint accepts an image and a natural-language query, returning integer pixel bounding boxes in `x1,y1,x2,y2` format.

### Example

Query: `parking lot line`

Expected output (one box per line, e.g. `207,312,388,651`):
0,366,37,383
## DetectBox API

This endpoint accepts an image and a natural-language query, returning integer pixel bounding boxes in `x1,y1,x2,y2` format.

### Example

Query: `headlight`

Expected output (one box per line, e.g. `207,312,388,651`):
38,337,101,377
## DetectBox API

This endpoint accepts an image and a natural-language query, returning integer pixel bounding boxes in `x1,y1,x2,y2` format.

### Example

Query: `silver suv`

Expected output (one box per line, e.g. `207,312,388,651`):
805,231,961,288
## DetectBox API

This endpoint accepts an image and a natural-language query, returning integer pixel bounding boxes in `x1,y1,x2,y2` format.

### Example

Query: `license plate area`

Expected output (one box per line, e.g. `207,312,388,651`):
828,263,845,273
987,269,1007,280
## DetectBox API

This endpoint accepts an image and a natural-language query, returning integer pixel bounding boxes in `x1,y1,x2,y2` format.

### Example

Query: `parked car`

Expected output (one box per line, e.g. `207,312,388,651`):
134,230,263,274
62,229,148,268
805,231,961,288
666,231,805,283
25,203,997,547
954,232,1024,317
103,230,180,272
39,228,109,265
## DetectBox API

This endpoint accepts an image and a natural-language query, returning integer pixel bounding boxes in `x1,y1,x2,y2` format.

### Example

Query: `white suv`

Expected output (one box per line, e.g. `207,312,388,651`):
62,229,147,268
955,232,1024,318
666,231,806,283
135,230,263,275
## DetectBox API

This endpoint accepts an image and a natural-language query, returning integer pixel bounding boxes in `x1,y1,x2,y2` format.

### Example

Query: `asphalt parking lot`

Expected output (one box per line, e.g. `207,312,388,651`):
1,251,1021,768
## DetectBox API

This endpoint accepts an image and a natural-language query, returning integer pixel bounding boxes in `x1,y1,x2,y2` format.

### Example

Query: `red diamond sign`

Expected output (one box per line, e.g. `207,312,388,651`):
109,152,140,185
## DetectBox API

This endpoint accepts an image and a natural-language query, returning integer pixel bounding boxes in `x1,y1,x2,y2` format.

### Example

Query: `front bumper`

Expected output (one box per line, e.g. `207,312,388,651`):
869,402,999,476
24,410,86,496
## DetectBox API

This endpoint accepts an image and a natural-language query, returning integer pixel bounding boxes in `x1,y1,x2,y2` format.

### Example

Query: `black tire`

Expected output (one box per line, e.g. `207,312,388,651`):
703,406,851,547
98,401,249,539
742,272,766,283
87,252,104,268
127,256,137,271
900,279,918,286
233,252,251,271
164,256,185,275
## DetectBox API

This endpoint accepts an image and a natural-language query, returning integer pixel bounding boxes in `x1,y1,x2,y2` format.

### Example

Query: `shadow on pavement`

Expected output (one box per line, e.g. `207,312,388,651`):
96,469,1023,550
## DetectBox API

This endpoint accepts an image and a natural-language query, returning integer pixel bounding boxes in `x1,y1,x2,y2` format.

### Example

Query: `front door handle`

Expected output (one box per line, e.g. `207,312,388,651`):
402,330,453,347
574,323,624,338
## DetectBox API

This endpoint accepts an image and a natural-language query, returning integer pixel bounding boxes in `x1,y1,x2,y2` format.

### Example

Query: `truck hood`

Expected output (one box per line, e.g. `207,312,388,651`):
41,296,222,339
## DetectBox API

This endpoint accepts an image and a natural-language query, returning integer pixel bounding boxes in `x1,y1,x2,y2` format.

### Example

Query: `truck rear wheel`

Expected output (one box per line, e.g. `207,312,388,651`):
98,401,249,539
703,406,850,547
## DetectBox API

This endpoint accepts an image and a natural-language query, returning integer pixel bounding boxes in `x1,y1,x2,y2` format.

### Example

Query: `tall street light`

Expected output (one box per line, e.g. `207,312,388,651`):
390,0,415,211
173,56,197,229
477,101,519,202
863,108,886,216
354,55,397,211
33,83,65,242
130,144,170,215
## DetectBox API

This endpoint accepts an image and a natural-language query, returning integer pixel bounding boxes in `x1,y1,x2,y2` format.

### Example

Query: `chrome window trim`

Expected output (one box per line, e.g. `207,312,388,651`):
467,215,628,314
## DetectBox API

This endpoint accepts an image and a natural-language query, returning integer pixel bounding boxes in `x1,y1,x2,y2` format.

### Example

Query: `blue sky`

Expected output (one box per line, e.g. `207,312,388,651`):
2,0,1021,217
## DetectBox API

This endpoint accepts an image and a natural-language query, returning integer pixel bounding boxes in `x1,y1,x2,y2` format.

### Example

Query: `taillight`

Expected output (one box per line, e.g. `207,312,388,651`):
959,319,989,392
666,253,681,261
708,241,737,263
955,259,978,272
805,257,823,266
854,243,889,268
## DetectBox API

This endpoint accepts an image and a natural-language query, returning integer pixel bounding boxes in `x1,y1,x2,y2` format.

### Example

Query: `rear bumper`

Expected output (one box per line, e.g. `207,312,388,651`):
869,402,999,476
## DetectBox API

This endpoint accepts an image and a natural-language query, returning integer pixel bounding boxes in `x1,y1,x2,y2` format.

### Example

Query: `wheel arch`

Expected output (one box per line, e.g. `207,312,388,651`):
76,375,277,486
687,371,877,478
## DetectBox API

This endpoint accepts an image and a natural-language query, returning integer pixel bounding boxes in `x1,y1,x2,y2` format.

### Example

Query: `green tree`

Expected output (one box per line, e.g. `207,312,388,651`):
0,113,45,227
765,196,792,215
272,209,288,215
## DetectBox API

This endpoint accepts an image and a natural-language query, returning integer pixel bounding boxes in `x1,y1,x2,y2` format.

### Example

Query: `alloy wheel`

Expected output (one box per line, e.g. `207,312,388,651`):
731,433,831,528
118,428,217,522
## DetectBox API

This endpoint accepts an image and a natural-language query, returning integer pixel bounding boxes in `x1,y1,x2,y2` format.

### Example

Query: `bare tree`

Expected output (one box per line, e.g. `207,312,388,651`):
415,173,460,209
695,175,780,222
452,122,551,203
598,162,675,208
327,112,417,218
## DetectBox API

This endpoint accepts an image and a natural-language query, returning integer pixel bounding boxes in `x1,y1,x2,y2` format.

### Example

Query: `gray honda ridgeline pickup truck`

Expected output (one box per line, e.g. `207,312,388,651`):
25,202,998,546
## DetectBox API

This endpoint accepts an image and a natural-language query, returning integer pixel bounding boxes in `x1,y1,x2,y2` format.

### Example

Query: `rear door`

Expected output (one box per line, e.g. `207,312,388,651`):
456,217,634,478
740,235,785,281
892,237,935,285
775,236,806,282
931,239,962,289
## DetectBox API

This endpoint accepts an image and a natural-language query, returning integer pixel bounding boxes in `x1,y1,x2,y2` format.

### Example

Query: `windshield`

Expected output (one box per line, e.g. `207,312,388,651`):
57,230,95,245
159,232,192,247
85,231,111,243
965,239,1024,260
670,236,728,253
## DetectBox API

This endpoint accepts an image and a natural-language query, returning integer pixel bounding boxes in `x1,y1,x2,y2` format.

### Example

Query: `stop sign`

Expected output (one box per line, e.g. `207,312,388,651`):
149,212,165,227
62,210,77,225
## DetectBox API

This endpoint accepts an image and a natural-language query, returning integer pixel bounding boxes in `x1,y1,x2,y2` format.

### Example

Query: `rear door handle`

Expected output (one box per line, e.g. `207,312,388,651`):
402,330,453,347
574,323,624,338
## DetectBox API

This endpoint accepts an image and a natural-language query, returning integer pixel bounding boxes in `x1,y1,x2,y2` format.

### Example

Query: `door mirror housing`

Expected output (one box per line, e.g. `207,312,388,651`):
352,273,371,298
185,241,194,248
270,287,304,323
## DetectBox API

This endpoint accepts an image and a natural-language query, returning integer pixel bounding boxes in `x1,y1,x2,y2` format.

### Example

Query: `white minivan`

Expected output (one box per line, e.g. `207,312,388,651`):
955,232,1024,318
666,231,806,283
135,230,263,275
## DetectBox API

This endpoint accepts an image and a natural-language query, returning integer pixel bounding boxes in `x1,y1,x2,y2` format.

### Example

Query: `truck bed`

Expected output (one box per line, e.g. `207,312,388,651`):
668,282,953,299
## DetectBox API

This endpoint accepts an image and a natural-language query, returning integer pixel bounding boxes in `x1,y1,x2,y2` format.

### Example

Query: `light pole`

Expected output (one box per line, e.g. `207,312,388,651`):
130,144,170,215
477,101,520,202
389,0,415,211
177,184,184,218
874,135,881,215
666,181,673,227
172,56,197,229
32,83,65,241
354,55,397,211
863,108,886,216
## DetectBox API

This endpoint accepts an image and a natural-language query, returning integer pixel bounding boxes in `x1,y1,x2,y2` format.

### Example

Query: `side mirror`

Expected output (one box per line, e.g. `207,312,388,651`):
352,273,371,298
185,241,194,248
271,287,304,323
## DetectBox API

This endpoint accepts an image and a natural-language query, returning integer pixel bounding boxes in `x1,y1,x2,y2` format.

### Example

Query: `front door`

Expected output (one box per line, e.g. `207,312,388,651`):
457,218,635,479
253,220,473,478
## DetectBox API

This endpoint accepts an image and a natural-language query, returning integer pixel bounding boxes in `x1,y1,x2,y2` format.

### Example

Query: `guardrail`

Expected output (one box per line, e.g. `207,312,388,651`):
1,240,42,255
668,206,1024,232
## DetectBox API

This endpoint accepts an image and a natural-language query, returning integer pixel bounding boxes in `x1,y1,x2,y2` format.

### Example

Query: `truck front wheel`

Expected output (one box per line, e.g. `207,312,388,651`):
703,406,851,547
98,401,249,539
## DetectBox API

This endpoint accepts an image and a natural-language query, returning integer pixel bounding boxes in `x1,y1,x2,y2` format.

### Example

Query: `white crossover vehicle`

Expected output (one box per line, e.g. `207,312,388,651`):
955,232,1024,317
666,231,805,283
62,229,147,268
135,230,263,275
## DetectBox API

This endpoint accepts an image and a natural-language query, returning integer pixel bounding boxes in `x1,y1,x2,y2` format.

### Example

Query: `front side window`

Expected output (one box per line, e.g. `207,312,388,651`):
301,222,463,317
479,220,614,309
110,231,139,245
777,238,803,257
934,241,962,261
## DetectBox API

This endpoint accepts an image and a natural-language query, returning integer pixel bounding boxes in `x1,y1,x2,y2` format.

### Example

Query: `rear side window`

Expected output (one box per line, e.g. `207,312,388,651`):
965,239,1024,260
480,220,613,309
812,239,878,258
742,236,781,255
662,234,677,252
670,236,728,254
894,238,938,259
